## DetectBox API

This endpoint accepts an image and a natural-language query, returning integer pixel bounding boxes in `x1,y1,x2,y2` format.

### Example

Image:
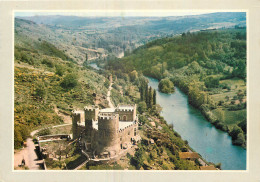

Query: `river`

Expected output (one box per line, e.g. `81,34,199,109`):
147,77,246,170
89,63,246,170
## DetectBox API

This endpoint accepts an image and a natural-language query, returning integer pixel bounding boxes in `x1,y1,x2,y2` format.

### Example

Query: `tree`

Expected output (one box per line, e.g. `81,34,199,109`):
145,85,149,105
158,78,174,93
230,125,243,140
148,86,153,108
129,70,138,82
233,133,245,146
130,148,144,169
204,76,220,88
85,53,88,62
60,73,78,89
153,89,156,105
14,126,23,149
104,79,110,89
138,101,147,114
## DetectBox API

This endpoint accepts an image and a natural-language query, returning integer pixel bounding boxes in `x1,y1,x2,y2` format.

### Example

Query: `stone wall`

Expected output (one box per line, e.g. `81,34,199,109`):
118,123,138,148
97,114,119,153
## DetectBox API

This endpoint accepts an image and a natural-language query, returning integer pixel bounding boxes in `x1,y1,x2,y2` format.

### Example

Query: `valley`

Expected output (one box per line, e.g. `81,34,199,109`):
14,12,247,170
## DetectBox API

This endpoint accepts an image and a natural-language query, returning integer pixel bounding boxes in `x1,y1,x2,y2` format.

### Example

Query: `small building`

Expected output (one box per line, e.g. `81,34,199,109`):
150,139,155,144
179,152,199,161
200,165,217,170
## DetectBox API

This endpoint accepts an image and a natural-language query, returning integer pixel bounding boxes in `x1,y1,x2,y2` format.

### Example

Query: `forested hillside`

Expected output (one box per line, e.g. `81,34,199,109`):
14,23,112,149
106,28,247,147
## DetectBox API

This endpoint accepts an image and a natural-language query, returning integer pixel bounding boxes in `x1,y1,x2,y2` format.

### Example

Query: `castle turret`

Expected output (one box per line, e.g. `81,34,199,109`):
72,110,84,139
84,105,99,130
115,104,137,121
97,113,119,153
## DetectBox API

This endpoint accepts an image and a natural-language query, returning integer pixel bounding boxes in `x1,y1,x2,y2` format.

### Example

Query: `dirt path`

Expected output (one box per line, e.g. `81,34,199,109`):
54,106,72,124
14,137,43,170
14,107,72,170
107,82,115,108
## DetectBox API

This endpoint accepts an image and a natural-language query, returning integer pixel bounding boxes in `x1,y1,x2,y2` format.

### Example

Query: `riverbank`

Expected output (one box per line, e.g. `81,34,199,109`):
171,78,247,149
146,76,246,170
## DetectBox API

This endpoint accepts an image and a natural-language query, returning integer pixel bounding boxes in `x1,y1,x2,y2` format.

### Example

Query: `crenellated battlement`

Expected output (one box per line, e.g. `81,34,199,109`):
116,104,136,112
98,113,119,120
84,105,99,111
118,123,135,133
72,103,138,156
72,110,84,116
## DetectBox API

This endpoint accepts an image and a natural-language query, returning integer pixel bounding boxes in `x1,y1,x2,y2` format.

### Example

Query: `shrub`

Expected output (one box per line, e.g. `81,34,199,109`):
104,79,110,89
204,76,220,88
60,73,78,89
37,128,51,136
42,59,54,68
55,65,65,76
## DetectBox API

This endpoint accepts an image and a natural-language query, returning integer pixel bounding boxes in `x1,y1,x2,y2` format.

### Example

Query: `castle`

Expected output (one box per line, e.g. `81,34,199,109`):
72,104,139,159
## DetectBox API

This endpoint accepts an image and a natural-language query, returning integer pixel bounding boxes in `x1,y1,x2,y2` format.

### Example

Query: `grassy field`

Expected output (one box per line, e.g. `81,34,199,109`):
212,108,246,125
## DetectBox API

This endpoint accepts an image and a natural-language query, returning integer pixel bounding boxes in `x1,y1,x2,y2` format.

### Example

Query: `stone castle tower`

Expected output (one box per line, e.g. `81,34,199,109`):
84,105,99,132
72,104,139,158
97,113,120,153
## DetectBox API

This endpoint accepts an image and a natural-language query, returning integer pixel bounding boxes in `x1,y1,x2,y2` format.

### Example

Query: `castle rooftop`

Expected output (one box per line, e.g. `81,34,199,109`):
117,105,135,110
78,120,134,131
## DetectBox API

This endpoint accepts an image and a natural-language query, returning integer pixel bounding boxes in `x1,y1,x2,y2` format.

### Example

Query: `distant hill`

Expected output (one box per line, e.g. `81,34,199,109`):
15,12,246,64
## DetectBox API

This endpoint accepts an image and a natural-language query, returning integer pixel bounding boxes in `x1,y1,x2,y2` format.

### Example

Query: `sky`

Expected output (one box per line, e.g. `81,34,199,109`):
15,11,218,17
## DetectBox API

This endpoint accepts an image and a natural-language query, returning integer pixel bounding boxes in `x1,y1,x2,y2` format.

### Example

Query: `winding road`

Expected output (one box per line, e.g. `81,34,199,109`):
14,108,72,170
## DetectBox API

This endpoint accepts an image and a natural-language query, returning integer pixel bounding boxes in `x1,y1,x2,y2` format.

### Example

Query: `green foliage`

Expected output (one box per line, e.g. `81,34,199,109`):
14,126,25,149
233,132,246,146
153,89,156,105
104,79,110,89
204,76,220,88
129,70,138,82
130,147,144,169
42,59,54,68
158,78,174,93
60,73,78,89
33,82,46,100
138,101,147,114
37,128,51,136
55,65,65,76
230,125,243,140
38,41,72,61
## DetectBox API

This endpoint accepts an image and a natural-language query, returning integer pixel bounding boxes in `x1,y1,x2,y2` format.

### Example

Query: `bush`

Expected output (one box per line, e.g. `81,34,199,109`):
204,76,220,88
37,128,51,136
33,82,46,100
55,65,65,76
60,73,78,89
42,59,54,68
